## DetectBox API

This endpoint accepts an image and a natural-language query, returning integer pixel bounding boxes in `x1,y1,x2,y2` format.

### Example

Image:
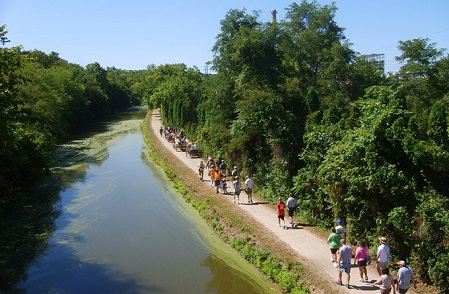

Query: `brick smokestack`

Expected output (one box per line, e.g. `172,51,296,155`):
271,9,277,23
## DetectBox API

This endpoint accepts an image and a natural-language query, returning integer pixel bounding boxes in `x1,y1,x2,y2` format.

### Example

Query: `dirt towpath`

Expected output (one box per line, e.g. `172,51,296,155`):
150,110,382,293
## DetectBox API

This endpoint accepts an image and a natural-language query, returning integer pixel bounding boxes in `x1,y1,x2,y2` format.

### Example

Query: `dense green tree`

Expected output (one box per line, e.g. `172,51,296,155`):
394,38,446,132
212,8,260,76
142,64,203,132
0,27,50,198
280,0,354,106
428,100,448,147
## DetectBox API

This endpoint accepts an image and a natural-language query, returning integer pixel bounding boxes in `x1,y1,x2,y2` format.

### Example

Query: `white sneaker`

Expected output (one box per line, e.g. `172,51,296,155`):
334,263,339,268
331,257,334,262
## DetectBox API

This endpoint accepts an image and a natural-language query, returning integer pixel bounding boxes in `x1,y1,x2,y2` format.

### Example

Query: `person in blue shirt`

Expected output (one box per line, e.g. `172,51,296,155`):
396,260,416,293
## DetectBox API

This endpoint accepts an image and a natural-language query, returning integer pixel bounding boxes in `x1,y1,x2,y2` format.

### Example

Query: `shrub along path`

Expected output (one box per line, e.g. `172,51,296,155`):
150,110,383,294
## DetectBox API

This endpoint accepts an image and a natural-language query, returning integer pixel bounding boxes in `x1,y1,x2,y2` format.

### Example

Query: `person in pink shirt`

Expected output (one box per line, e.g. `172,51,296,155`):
354,240,370,282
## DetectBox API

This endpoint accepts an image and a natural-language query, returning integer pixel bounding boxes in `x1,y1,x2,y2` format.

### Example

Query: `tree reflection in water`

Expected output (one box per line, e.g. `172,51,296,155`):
0,182,59,291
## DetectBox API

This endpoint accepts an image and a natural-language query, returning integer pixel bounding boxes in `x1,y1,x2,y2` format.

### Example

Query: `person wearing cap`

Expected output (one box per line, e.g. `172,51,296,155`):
276,198,286,229
396,260,416,293
377,237,391,276
337,239,352,288
335,219,345,239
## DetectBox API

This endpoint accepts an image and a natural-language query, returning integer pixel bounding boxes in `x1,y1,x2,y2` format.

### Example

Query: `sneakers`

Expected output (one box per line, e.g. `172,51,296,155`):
336,280,342,285
333,262,339,268
283,225,286,229
364,277,369,282
358,278,364,282
331,257,334,262
346,283,350,288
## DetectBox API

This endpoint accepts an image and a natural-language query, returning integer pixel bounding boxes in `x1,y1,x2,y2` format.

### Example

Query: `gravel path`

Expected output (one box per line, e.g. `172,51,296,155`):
150,110,382,293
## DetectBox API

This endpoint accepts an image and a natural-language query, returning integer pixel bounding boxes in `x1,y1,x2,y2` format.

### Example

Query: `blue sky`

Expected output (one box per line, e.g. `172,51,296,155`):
1,0,448,73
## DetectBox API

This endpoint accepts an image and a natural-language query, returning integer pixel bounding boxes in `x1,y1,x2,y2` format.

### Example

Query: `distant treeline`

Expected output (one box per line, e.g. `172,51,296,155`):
0,25,144,203
1,0,449,292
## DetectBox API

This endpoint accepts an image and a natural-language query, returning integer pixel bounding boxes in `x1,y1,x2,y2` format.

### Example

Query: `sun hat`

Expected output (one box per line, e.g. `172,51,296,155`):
396,260,406,266
379,237,387,243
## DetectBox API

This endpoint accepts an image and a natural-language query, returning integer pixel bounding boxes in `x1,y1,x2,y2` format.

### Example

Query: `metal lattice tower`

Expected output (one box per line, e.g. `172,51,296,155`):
361,53,385,71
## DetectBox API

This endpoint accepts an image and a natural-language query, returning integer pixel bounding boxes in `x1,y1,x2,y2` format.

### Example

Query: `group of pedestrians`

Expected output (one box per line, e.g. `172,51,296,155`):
275,193,299,229
327,223,417,293
204,157,255,204
230,173,254,204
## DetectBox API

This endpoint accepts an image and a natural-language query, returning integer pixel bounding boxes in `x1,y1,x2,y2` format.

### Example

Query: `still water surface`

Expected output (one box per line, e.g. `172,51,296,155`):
17,112,279,293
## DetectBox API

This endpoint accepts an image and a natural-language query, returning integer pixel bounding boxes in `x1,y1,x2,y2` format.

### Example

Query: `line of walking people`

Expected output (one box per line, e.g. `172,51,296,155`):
327,221,417,293
203,157,255,204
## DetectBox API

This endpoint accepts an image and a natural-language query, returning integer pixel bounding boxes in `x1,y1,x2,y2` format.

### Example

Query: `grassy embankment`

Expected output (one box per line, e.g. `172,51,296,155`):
141,112,335,294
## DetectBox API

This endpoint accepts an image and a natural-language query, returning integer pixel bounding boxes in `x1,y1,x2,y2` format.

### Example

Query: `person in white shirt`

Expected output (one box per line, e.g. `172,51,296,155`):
376,236,391,276
335,219,345,239
245,175,254,203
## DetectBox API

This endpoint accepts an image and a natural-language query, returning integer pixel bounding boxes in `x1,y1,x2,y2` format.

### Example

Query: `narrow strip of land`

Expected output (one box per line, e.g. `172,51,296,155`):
149,110,381,294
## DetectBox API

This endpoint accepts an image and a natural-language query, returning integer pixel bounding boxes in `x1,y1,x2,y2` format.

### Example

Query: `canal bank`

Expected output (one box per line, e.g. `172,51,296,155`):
142,111,322,294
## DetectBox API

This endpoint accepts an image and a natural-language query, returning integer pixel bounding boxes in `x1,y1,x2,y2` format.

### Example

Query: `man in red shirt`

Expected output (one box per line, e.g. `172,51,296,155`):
276,198,286,229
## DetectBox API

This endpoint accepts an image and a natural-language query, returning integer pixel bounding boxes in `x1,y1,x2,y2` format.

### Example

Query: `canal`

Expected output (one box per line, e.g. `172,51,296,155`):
14,109,279,293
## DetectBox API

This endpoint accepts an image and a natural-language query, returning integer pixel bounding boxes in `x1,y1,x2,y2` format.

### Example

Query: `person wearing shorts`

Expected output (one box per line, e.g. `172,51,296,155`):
286,192,298,224
354,240,370,282
337,239,352,288
327,227,342,267
209,167,215,187
276,198,286,229
377,237,391,276
245,175,254,203
214,169,221,193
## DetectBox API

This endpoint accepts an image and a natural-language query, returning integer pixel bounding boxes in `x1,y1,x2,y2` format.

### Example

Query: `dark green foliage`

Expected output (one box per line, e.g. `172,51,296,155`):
145,64,203,130
0,28,135,203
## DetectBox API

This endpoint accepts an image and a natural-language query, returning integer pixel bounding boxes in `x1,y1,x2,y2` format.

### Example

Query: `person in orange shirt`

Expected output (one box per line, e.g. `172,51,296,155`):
276,198,286,229
209,167,215,187
214,169,221,194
